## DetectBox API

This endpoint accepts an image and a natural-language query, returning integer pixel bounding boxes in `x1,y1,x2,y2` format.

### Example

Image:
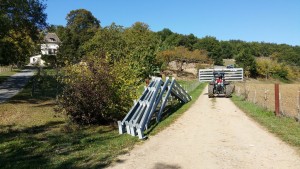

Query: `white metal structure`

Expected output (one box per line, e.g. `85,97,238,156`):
118,77,191,139
199,68,244,82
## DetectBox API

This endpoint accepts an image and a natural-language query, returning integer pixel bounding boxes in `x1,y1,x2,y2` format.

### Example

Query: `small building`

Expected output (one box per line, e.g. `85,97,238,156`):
41,33,61,55
29,33,61,66
29,55,45,66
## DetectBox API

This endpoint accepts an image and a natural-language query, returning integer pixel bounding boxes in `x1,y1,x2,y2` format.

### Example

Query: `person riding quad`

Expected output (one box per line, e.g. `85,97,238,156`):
216,74,223,84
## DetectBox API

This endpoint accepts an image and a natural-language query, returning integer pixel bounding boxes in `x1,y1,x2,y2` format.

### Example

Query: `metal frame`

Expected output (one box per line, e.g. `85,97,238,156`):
117,77,192,139
199,68,244,82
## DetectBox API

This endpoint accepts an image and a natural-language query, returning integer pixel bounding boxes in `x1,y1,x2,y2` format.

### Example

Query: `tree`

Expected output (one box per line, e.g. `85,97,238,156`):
58,9,100,64
256,58,290,80
161,33,182,49
219,41,234,59
123,22,160,78
66,9,100,32
235,49,257,77
82,23,126,63
0,0,48,66
194,36,223,65
157,28,173,42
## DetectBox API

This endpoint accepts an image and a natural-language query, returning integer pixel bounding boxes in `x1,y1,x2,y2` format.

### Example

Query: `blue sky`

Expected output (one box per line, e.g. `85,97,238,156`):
45,0,300,46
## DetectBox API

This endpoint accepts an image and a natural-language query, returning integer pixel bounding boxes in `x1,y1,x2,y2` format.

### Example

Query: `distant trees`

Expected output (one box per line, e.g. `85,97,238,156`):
157,46,211,71
0,0,48,66
193,36,223,65
156,27,300,79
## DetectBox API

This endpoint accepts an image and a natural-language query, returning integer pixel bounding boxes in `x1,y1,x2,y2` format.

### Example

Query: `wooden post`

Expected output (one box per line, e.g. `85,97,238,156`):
275,83,280,116
298,90,300,122
145,78,150,86
264,89,268,109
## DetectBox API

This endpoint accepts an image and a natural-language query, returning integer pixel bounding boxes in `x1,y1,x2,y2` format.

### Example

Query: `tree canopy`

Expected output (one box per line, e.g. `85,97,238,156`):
57,9,100,64
0,0,48,66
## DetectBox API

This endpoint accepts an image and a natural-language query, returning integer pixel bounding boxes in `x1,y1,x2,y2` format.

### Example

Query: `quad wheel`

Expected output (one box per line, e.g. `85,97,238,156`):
208,85,214,98
225,85,234,98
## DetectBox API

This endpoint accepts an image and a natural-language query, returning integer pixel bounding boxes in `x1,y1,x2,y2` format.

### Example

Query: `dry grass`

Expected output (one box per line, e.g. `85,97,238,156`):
0,100,62,131
223,59,235,66
235,81,300,118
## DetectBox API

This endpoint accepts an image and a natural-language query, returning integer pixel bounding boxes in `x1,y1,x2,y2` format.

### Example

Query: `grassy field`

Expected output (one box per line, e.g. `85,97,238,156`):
235,82,300,118
0,70,205,169
231,95,300,153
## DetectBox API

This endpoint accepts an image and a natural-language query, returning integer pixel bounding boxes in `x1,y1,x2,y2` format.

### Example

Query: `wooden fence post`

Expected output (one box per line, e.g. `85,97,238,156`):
275,83,280,116
298,90,300,122
279,92,284,116
253,90,257,104
264,89,268,109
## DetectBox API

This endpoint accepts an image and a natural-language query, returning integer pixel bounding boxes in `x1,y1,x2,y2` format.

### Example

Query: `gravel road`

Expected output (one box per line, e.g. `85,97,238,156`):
107,86,300,169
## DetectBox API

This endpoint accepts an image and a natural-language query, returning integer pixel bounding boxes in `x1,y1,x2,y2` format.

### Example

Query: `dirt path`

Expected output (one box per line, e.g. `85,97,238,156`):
107,86,300,169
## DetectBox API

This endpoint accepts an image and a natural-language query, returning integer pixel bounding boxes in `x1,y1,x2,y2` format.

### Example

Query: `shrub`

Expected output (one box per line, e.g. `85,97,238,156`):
58,55,139,125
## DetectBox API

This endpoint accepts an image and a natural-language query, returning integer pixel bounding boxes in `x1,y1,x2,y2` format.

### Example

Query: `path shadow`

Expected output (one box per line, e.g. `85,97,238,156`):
0,121,64,169
0,121,124,169
153,162,182,169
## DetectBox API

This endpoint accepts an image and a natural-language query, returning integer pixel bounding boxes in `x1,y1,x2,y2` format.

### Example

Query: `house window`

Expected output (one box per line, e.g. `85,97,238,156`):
48,49,53,54
50,38,56,42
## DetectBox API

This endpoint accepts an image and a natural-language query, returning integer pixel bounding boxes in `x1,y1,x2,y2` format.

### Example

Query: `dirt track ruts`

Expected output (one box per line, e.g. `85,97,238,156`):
107,86,300,169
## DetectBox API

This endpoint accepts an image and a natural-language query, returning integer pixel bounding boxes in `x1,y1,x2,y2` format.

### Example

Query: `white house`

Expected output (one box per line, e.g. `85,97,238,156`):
29,33,61,66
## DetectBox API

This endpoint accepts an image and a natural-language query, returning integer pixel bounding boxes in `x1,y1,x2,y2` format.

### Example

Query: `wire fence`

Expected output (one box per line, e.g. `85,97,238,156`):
235,82,300,120
0,66,12,73
178,80,201,93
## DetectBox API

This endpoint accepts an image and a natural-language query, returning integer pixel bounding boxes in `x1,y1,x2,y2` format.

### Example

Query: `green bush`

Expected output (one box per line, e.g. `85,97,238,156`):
58,56,139,125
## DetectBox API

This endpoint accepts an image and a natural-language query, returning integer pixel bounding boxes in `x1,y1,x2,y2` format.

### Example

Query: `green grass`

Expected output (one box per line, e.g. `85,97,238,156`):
0,72,206,168
231,95,300,152
0,69,20,84
0,122,138,169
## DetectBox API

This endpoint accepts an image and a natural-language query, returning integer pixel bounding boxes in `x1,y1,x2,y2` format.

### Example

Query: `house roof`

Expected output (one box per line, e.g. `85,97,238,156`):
44,33,61,43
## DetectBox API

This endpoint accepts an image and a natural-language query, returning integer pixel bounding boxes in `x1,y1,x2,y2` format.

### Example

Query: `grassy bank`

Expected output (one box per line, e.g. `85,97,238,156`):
0,72,205,168
231,95,300,152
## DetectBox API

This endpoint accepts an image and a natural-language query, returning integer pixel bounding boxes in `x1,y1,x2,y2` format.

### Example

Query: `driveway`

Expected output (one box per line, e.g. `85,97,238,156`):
0,69,35,103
